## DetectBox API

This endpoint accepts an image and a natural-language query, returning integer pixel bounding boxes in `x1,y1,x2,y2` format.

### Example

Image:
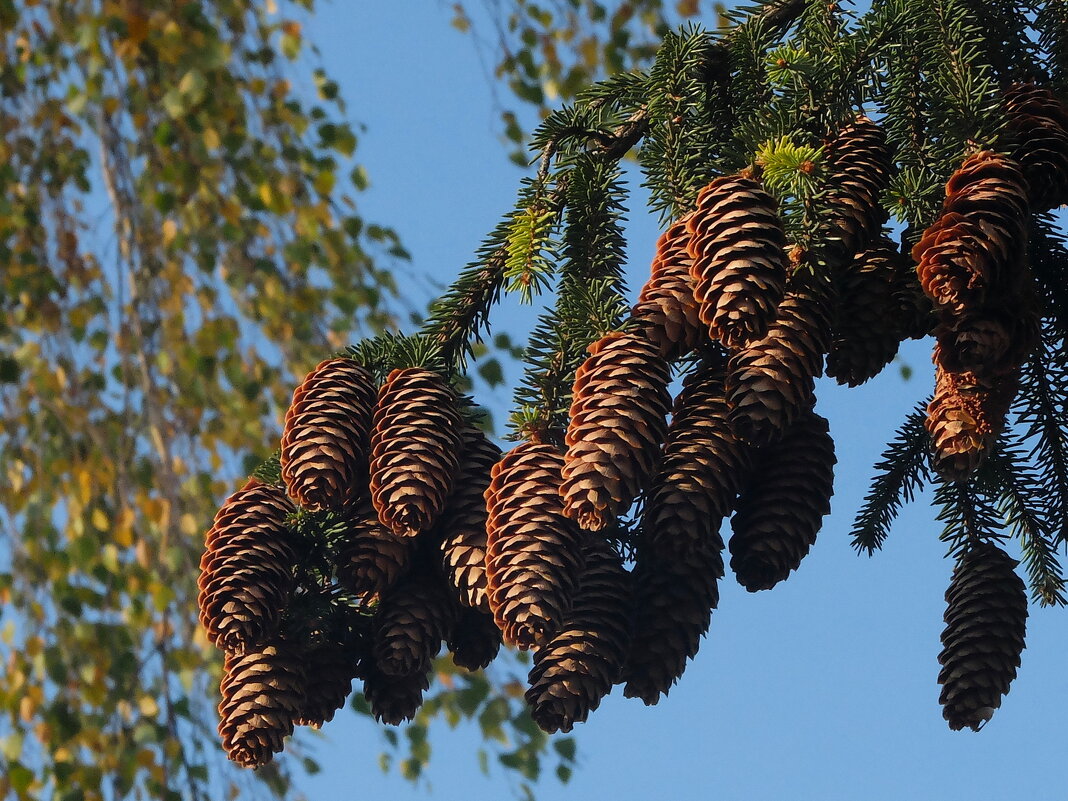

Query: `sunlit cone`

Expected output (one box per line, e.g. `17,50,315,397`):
729,407,836,591
447,605,502,671
370,368,464,536
372,561,458,677
822,116,893,259
362,662,432,725
218,641,305,768
438,425,502,612
561,332,671,531
281,358,377,512
334,500,411,597
293,638,360,729
198,478,296,654
726,268,834,445
1004,83,1068,210
644,360,751,555
630,215,703,358
925,366,1019,481
686,175,788,349
938,540,1028,731
827,244,902,386
525,541,632,733
621,537,722,705
485,442,586,650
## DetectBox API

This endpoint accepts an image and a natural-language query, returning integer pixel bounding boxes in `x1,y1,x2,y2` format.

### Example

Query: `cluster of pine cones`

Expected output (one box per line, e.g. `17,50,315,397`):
197,83,1068,766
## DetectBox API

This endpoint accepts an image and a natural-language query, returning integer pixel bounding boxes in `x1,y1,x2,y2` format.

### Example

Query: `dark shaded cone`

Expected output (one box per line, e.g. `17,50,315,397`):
892,251,936,341
370,368,464,537
686,175,788,349
362,663,431,725
726,268,834,445
218,642,305,767
933,305,1039,379
822,116,893,260
925,366,1019,481
938,540,1028,731
1004,83,1068,210
827,244,902,386
644,360,751,555
448,606,502,671
621,538,721,705
439,426,502,612
372,562,458,677
630,215,703,358
485,442,586,650
281,358,377,512
729,407,836,591
561,333,671,531
198,479,296,654
294,639,360,728
526,541,632,733
334,501,411,597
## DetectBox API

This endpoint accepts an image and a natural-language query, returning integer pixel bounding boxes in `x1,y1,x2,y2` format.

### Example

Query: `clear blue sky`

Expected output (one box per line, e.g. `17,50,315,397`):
291,4,1068,799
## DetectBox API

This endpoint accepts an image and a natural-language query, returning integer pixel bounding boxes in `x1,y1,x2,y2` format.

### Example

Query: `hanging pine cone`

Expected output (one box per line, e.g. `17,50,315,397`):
218,641,305,767
281,358,377,512
933,304,1039,379
198,479,296,654
561,332,671,531
293,638,361,729
334,500,411,597
525,541,632,733
925,367,1019,481
621,538,722,705
891,248,936,341
372,561,458,678
1003,82,1068,210
726,267,834,445
438,425,501,612
822,116,893,260
938,540,1028,731
362,662,432,725
485,442,586,650
826,244,902,386
686,174,788,349
643,360,751,555
729,407,836,592
630,215,703,359
369,368,464,537
447,605,502,671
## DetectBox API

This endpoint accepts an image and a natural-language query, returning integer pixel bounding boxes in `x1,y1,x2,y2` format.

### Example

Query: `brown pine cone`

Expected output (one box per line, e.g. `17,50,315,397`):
561,332,671,531
362,662,431,725
525,541,632,733
938,540,1028,731
438,425,501,612
630,215,704,359
1004,83,1068,210
218,641,305,767
822,116,893,260
293,638,360,729
621,538,721,705
925,366,1019,481
644,360,751,555
686,175,788,349
369,368,464,536
485,442,586,650
933,304,1040,378
334,500,411,597
729,407,836,592
372,562,458,677
198,479,296,654
447,605,502,671
891,251,936,340
726,268,834,445
281,358,377,512
827,244,902,386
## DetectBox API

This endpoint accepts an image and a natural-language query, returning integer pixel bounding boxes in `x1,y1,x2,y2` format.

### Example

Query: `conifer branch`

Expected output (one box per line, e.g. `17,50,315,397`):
934,479,1005,560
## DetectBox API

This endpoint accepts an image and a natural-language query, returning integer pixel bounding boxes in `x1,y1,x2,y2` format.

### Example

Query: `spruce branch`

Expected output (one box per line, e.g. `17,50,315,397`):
933,478,1005,560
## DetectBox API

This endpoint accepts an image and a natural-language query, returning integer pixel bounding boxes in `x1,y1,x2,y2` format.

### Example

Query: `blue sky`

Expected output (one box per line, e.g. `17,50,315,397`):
292,4,1068,799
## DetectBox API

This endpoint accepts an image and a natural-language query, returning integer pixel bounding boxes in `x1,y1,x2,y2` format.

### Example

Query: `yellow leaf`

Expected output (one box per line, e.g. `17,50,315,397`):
138,696,160,718
179,513,199,537
114,507,135,548
161,219,177,247
91,508,109,532
202,127,220,150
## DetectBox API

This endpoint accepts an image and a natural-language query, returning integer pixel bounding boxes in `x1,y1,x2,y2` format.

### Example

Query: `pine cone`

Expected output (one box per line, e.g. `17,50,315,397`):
1004,83,1068,210
686,175,788,349
827,244,902,386
933,305,1039,378
925,367,1019,481
525,541,632,733
630,215,703,358
447,606,502,671
822,116,893,259
198,479,296,654
621,538,721,705
438,425,501,612
362,662,431,725
293,639,360,729
372,562,458,677
892,250,936,340
334,500,411,597
726,268,834,445
281,358,377,512
643,360,751,555
370,368,464,536
729,407,836,592
561,333,671,531
485,442,586,650
938,541,1028,731
218,641,305,767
